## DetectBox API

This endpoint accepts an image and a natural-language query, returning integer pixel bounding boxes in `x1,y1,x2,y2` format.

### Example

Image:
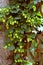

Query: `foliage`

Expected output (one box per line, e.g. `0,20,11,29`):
0,0,42,65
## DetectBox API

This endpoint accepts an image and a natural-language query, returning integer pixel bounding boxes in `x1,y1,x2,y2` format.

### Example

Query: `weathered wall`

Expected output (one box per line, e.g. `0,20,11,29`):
0,31,13,65
0,0,13,64
0,0,9,7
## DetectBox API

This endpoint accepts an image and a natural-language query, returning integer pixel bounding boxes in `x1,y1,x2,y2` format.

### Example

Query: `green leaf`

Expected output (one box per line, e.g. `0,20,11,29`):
37,11,42,17
15,17,21,20
13,63,16,65
32,6,36,11
30,33,36,39
8,45,15,50
14,54,20,59
10,9,20,13
0,14,4,17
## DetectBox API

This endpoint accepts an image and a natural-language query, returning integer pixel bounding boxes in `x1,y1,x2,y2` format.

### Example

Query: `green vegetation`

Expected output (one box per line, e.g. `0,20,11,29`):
0,0,43,65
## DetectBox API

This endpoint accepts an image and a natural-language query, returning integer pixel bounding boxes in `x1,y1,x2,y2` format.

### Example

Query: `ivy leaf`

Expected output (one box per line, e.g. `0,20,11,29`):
25,26,31,33
18,29,24,35
9,29,13,33
32,6,36,11
14,54,20,59
28,62,33,65
8,45,15,50
10,9,20,14
15,17,21,20
13,63,16,65
37,12,42,17
17,42,23,46
0,14,4,17
30,33,36,39
30,40,38,49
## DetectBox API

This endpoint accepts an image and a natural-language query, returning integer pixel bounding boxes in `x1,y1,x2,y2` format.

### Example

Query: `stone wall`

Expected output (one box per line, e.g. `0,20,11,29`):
0,0,9,7
0,31,13,65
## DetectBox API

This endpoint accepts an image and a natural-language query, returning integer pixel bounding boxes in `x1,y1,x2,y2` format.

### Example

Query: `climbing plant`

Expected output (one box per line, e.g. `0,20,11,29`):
0,0,43,65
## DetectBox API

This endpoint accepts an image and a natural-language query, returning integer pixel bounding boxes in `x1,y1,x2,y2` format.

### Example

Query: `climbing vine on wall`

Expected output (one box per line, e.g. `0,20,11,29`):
0,0,43,65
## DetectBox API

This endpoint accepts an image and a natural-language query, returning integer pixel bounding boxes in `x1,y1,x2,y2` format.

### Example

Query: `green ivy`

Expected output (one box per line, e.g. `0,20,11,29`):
0,0,42,65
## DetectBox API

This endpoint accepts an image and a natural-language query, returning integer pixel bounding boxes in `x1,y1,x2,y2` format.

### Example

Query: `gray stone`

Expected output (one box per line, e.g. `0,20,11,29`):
0,32,13,65
0,0,9,7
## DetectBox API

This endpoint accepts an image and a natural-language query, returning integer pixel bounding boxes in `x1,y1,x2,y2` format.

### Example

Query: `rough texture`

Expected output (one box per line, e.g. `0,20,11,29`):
0,31,13,65
0,0,9,7
35,32,43,65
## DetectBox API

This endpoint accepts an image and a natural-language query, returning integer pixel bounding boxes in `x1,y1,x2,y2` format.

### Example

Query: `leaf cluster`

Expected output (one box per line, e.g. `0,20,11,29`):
0,0,42,65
